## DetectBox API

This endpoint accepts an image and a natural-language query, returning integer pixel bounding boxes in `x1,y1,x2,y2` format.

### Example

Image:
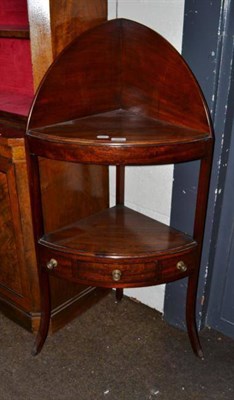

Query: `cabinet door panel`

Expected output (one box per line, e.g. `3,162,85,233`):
0,166,23,296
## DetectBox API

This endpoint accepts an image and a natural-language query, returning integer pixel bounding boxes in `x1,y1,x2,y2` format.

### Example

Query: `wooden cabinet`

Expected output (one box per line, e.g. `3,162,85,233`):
0,0,108,333
26,19,214,356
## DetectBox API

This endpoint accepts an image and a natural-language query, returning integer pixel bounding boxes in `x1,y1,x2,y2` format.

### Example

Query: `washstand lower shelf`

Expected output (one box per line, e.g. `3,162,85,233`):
38,205,197,288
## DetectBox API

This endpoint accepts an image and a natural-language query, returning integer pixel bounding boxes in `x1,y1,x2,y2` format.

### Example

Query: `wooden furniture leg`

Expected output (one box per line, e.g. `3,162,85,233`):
26,153,50,355
32,268,51,356
115,288,124,302
187,151,213,358
186,272,203,358
115,166,125,302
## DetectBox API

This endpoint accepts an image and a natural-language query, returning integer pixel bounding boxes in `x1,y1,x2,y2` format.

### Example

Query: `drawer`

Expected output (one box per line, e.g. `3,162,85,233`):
159,251,197,282
40,252,73,281
39,247,160,287
73,260,160,287
39,246,197,287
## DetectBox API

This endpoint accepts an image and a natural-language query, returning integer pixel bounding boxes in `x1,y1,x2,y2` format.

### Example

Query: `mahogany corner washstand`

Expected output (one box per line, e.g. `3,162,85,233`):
26,19,214,357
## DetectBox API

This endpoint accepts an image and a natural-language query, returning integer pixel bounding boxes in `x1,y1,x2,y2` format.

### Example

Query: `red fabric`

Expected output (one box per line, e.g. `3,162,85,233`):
0,1,33,115
0,37,34,115
0,0,28,26
0,38,33,96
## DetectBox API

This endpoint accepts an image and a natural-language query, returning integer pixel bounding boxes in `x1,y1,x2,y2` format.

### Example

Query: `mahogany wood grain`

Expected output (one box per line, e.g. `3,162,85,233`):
116,165,125,205
0,132,108,332
38,157,109,310
27,0,107,90
0,163,23,295
27,130,211,166
0,111,27,129
27,20,212,132
0,27,29,39
121,21,210,131
50,0,107,59
38,244,197,288
26,19,214,356
0,0,109,333
39,158,108,233
26,0,109,325
31,267,51,356
29,109,210,144
40,206,196,259
0,147,37,311
27,0,109,329
186,149,214,358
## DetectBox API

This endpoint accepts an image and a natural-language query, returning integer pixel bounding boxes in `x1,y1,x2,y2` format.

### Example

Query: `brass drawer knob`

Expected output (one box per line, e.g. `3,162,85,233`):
176,260,187,272
112,269,122,282
46,258,58,270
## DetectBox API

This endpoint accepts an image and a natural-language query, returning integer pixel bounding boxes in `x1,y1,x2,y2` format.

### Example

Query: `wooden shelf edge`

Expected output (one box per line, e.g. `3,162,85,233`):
0,105,31,128
39,205,196,260
0,26,30,39
0,111,27,134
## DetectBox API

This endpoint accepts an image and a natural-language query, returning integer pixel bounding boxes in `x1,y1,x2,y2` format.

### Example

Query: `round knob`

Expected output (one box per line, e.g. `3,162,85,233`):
176,260,187,272
112,269,122,282
46,258,58,270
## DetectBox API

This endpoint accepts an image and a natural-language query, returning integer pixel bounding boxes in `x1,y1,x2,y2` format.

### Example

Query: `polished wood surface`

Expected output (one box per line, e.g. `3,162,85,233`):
0,130,108,332
38,206,197,290
27,0,109,330
26,19,214,357
50,0,107,58
27,0,107,90
40,206,196,258
39,158,108,233
0,138,39,317
28,109,211,164
0,160,24,295
30,109,210,143
0,27,29,38
0,0,109,333
28,19,211,132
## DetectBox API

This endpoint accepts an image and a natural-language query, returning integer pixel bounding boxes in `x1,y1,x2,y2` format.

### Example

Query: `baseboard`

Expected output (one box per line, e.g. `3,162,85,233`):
0,287,110,334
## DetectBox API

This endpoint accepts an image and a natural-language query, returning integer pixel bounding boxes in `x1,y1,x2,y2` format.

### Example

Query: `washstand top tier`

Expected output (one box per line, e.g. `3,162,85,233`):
26,18,213,165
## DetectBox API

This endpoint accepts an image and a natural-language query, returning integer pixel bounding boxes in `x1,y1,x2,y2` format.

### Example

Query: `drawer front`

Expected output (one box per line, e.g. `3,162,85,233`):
73,260,159,287
160,251,197,282
39,246,197,287
40,252,73,281
39,248,160,287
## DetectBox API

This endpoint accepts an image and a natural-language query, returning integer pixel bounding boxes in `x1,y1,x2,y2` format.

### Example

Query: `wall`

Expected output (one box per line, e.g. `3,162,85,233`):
108,0,185,312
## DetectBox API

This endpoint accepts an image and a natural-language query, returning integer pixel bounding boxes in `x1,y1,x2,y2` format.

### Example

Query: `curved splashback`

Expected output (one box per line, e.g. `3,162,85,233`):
28,19,212,136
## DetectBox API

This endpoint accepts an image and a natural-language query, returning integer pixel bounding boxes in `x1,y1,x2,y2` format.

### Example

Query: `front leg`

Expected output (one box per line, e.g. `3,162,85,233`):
186,272,204,358
32,267,51,356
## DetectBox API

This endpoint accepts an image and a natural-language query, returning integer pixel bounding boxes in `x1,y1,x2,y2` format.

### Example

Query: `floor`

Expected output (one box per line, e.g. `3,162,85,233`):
0,292,234,400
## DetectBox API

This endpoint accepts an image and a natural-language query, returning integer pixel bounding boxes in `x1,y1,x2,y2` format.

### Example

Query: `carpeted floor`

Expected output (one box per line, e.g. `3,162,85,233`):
0,292,234,400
